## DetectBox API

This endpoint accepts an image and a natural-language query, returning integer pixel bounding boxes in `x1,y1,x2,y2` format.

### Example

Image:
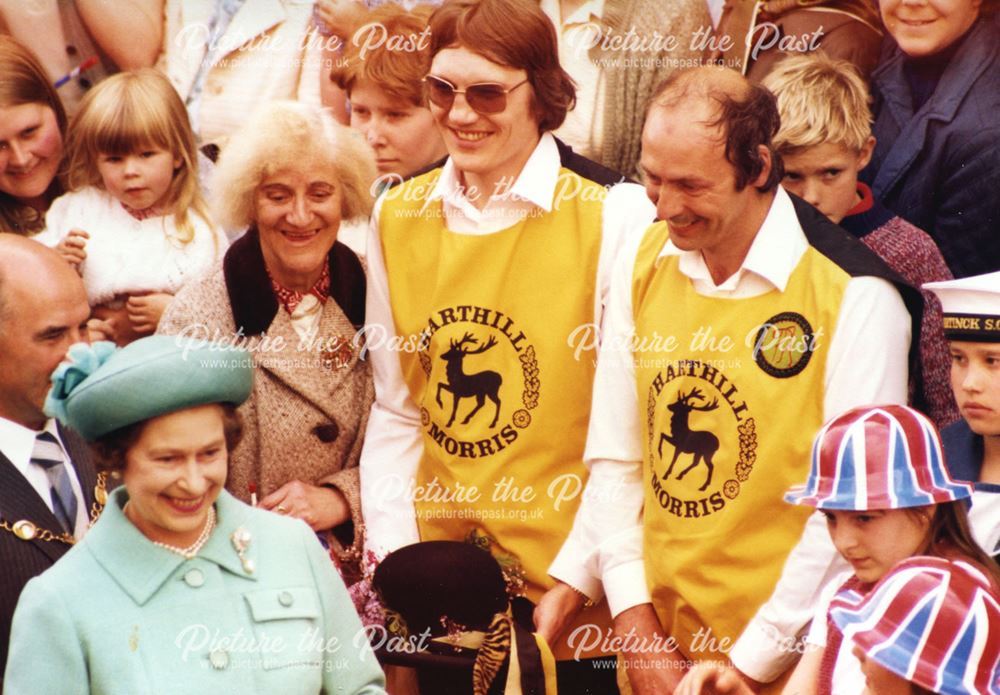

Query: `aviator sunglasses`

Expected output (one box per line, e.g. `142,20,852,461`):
423,75,529,115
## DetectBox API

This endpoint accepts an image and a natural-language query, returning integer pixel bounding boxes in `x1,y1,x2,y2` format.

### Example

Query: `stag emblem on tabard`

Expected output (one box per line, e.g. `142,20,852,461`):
644,361,758,517
435,332,503,428
658,387,719,491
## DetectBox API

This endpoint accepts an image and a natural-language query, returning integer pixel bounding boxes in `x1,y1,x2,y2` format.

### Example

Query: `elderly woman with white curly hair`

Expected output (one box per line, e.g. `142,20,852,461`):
158,101,376,582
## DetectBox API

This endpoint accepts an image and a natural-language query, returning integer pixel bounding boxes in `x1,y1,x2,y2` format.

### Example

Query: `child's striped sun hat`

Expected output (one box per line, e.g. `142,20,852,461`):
785,404,972,510
830,556,1000,695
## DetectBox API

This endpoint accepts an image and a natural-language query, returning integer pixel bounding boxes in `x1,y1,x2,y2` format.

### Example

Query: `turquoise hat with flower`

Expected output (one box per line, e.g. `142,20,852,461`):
45,335,253,441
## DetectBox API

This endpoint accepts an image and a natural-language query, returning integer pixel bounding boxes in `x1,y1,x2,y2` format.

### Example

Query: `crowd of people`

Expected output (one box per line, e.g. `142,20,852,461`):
0,0,998,694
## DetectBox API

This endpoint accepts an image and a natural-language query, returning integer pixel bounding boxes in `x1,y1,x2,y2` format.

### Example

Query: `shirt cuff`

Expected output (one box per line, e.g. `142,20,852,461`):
603,560,650,618
548,537,604,602
729,617,804,683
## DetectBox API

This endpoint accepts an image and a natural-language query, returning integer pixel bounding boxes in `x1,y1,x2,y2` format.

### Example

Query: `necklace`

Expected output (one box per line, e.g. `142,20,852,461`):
0,472,111,546
125,502,217,559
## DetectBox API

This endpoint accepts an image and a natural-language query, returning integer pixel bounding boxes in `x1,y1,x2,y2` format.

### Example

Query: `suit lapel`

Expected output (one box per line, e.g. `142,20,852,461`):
257,305,352,421
0,452,70,564
222,228,368,420
871,114,930,198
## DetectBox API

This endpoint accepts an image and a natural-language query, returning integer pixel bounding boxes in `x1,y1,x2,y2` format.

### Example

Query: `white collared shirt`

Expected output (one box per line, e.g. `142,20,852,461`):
548,187,911,679
0,416,90,538
360,132,655,558
416,132,559,233
660,183,807,296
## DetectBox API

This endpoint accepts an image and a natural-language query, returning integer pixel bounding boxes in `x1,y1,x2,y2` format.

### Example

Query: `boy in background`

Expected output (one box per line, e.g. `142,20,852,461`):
762,52,958,428
330,2,447,256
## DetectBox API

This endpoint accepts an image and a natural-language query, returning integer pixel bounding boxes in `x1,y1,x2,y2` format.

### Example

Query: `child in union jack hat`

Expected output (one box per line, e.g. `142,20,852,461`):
676,404,1000,695
830,556,1000,695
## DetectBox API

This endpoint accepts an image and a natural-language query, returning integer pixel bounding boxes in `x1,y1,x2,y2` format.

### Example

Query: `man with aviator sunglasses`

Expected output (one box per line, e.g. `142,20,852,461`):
423,74,529,114
360,0,654,692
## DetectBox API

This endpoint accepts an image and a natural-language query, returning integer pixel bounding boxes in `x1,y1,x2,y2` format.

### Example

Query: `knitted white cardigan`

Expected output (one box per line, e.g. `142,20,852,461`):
39,186,227,306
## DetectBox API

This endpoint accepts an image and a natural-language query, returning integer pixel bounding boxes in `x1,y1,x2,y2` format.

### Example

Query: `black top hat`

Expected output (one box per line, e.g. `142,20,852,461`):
372,541,555,694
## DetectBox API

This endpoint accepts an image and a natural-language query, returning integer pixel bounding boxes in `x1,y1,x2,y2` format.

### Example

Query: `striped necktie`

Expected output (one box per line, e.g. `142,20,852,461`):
31,431,78,534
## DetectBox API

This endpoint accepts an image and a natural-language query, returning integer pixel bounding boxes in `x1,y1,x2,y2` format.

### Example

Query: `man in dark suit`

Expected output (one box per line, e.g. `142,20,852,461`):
0,234,95,684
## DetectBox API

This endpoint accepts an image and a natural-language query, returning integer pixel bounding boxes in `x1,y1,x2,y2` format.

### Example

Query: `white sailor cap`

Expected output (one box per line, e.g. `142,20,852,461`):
923,271,1000,342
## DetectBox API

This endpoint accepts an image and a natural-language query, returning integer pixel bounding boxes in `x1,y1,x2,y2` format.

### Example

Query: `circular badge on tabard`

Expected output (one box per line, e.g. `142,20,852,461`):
752,312,815,378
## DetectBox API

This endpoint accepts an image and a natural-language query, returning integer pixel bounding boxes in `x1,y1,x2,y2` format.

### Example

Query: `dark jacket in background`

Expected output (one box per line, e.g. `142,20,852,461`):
863,20,1000,278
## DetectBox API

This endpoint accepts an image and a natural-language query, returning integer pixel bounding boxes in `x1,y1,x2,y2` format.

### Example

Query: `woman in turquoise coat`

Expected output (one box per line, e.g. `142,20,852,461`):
2,336,386,695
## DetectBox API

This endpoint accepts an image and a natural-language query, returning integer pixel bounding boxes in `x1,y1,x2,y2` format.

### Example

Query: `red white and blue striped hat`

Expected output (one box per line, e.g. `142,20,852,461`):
785,405,972,510
830,556,1000,695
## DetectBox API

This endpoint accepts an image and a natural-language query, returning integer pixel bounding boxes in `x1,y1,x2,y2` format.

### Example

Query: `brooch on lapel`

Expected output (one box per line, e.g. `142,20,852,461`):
319,335,355,371
231,527,255,574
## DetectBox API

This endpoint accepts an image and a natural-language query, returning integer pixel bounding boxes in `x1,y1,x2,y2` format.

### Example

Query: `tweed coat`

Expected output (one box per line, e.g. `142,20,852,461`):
3,488,387,695
0,424,97,688
157,231,373,576
586,0,711,179
863,20,1000,278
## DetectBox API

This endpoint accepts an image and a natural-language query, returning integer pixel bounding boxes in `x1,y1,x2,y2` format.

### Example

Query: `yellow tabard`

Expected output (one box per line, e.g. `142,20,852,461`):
379,168,611,659
630,221,851,665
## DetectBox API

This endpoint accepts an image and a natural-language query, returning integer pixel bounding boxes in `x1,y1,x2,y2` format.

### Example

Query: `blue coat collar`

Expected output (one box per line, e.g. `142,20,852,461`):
84,487,259,606
942,419,982,481
870,21,1000,195
941,419,1000,493
874,21,999,125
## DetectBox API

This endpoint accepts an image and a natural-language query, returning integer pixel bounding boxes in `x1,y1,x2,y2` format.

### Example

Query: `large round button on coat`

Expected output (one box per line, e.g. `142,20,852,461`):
183,569,205,588
278,591,294,607
209,648,229,670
